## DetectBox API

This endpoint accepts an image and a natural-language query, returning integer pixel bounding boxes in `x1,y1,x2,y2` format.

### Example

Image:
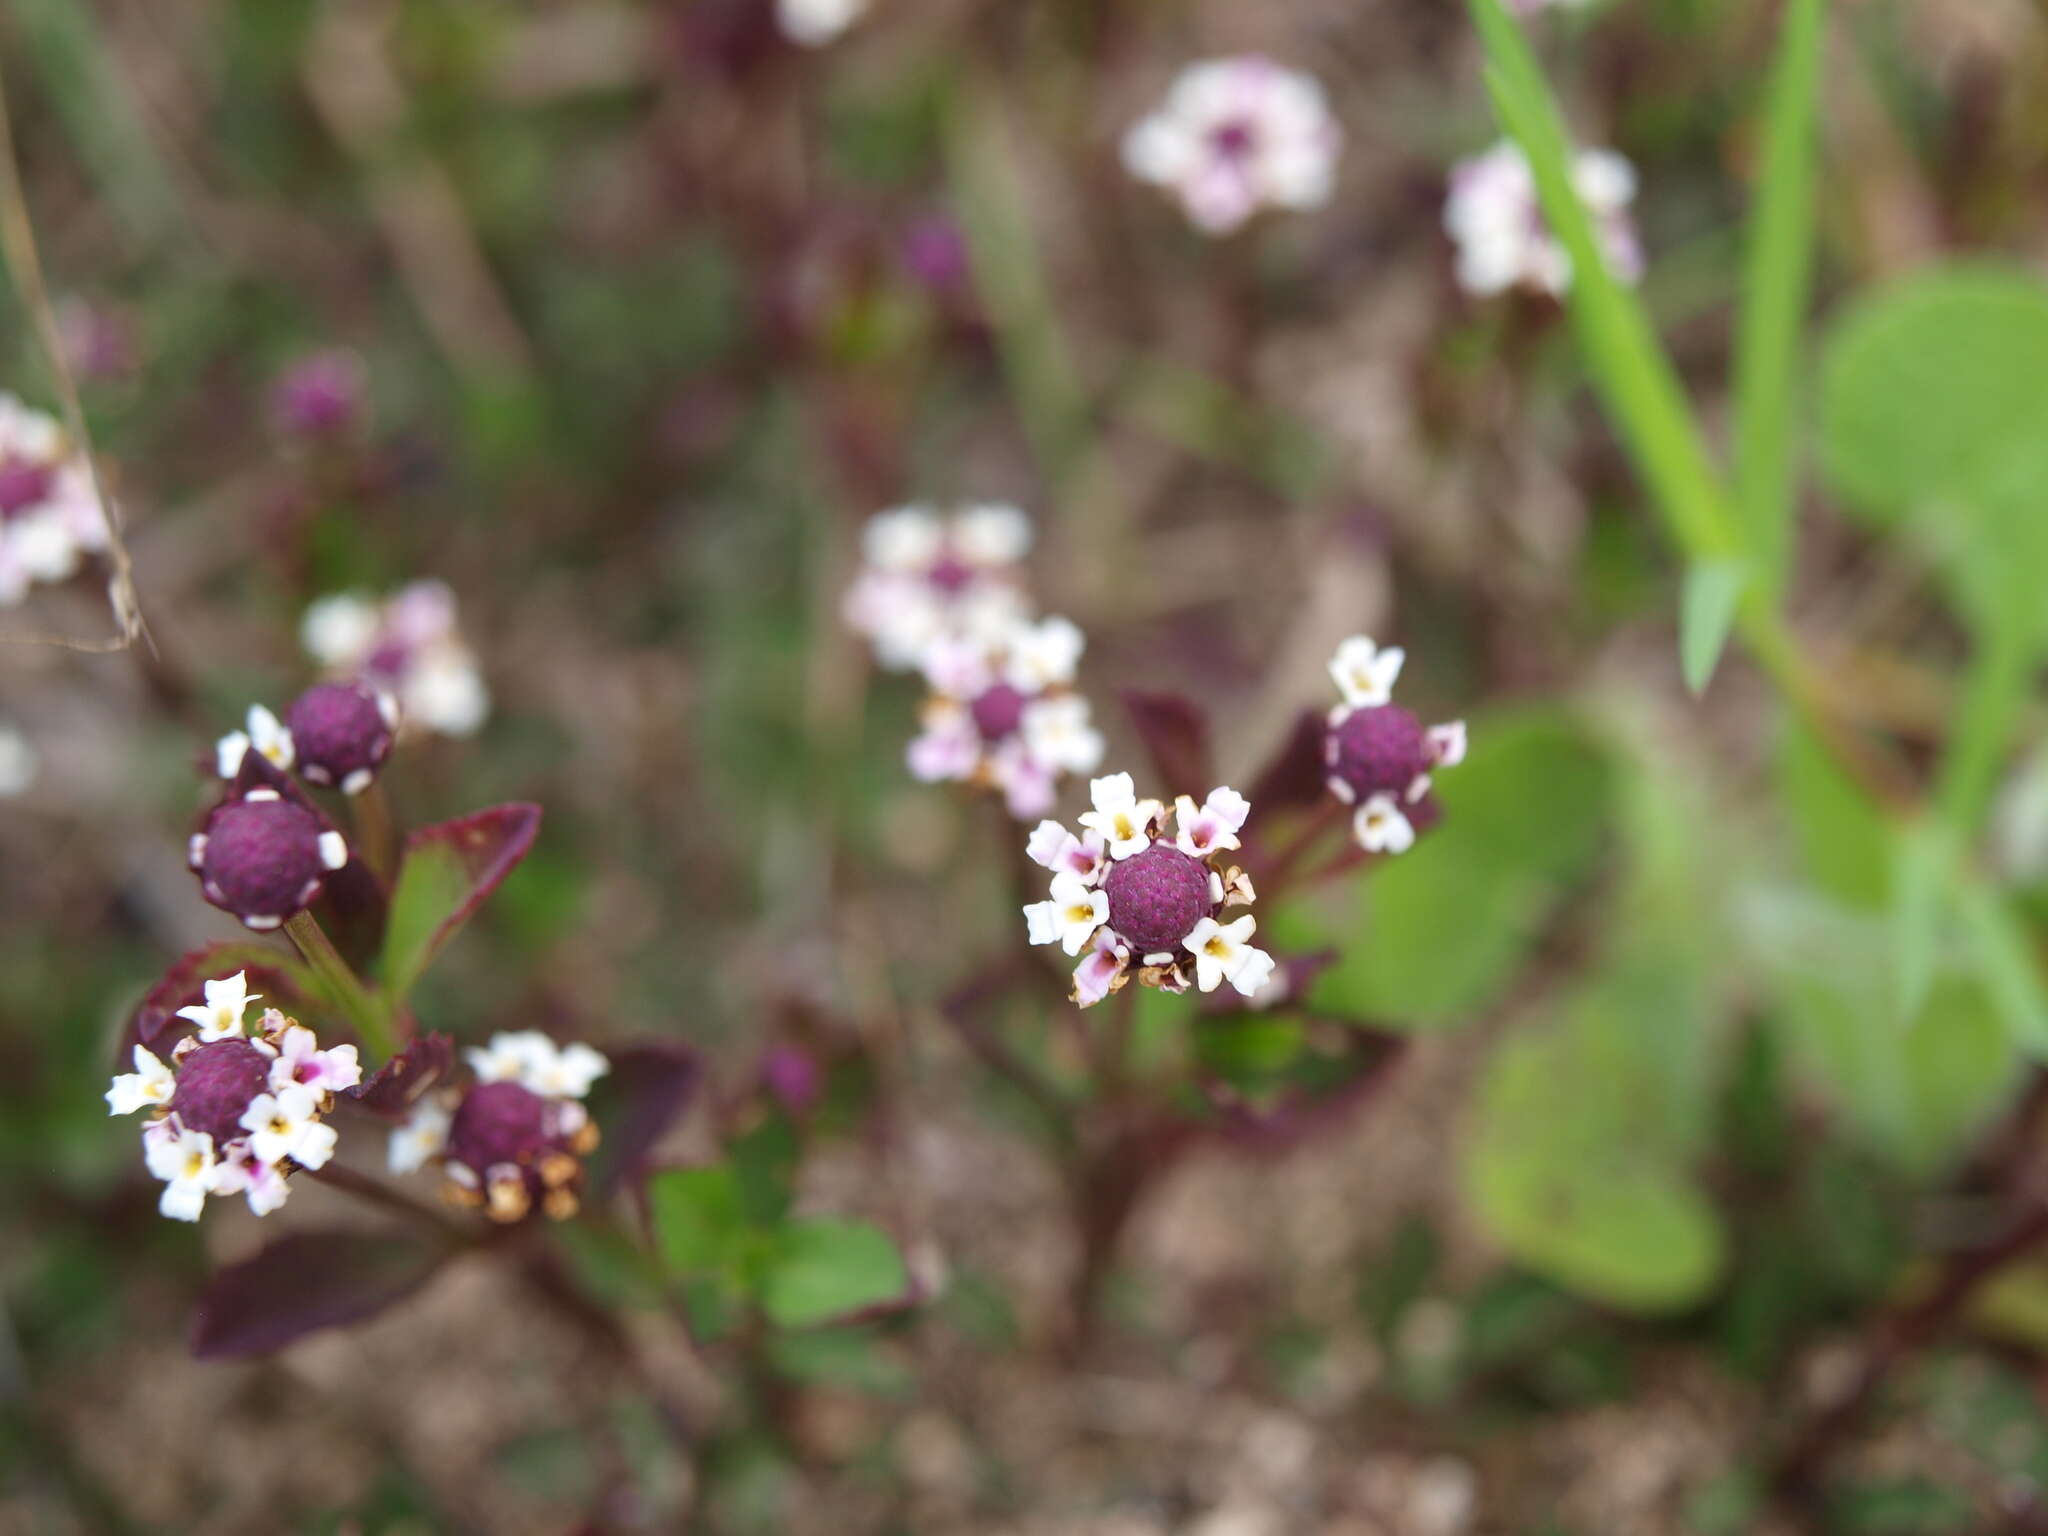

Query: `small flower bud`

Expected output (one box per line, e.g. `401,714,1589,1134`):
189,791,350,930
286,681,397,794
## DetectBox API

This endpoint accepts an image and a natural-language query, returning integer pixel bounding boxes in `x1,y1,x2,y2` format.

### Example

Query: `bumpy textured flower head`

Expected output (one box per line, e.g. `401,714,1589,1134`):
1443,140,1641,298
1323,636,1467,856
106,972,359,1221
1023,772,1273,1007
285,681,399,794
843,503,1034,672
907,616,1105,819
387,1031,608,1223
301,579,490,738
271,349,368,438
778,0,866,46
1121,57,1341,235
0,393,108,607
188,786,350,930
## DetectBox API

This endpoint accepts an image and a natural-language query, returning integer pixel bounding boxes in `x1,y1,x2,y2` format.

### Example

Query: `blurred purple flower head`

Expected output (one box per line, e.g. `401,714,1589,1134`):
1023,773,1273,1007
389,1031,608,1223
763,1044,823,1115
286,681,398,795
106,973,358,1221
1444,140,1641,298
901,216,971,293
0,393,108,607
907,615,1104,820
271,349,368,438
844,503,1034,672
1122,57,1341,235
301,580,490,738
188,788,349,931
1323,637,1466,855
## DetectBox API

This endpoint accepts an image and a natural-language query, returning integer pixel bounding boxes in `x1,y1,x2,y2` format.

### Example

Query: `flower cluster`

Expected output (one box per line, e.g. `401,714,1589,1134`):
1121,57,1341,235
0,393,108,607
216,682,399,795
302,579,490,738
106,973,359,1221
907,617,1105,818
188,770,352,932
843,503,1033,672
778,0,866,46
1323,636,1467,855
1024,773,1274,1007
1443,140,1642,299
389,1031,609,1223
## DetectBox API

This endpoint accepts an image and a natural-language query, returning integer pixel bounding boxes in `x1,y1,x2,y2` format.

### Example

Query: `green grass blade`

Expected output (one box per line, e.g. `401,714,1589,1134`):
1732,0,1824,598
1680,560,1746,696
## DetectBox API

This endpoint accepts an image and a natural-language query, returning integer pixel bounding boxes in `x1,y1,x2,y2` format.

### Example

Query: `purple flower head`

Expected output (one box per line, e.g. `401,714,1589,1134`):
271,349,367,438
901,216,971,292
106,973,358,1221
188,788,350,931
1322,636,1467,855
286,681,398,795
387,1031,608,1223
1023,773,1274,1008
763,1044,823,1116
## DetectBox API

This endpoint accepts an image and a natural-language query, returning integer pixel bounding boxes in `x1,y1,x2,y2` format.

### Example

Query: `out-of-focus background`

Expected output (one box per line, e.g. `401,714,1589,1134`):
9,0,2048,1531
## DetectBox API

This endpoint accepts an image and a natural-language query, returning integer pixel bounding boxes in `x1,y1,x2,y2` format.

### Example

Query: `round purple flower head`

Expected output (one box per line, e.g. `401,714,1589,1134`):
1023,772,1275,1007
286,681,398,795
387,1031,608,1223
188,787,349,931
271,349,367,438
1322,636,1467,855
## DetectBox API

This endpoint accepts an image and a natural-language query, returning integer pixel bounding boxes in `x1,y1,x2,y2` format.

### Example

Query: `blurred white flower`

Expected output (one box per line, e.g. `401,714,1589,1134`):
301,579,490,738
0,724,35,797
1444,139,1641,298
0,393,109,607
778,0,866,46
844,502,1033,672
1122,57,1341,235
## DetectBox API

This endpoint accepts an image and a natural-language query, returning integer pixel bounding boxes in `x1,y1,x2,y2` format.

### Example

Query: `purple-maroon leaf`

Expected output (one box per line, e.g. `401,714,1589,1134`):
1120,690,1212,796
342,1031,455,1117
1248,708,1331,815
586,1041,699,1199
380,804,542,999
124,945,311,1061
189,1230,447,1358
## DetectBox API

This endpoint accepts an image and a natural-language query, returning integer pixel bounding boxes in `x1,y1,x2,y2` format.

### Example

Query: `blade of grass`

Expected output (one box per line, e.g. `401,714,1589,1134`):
1954,873,2048,1057
1732,0,1824,600
1680,560,1746,695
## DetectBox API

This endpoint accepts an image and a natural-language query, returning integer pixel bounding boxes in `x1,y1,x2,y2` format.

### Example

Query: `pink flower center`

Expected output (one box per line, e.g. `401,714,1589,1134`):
1103,842,1214,955
1211,120,1257,160
926,552,975,593
970,683,1026,741
0,455,52,520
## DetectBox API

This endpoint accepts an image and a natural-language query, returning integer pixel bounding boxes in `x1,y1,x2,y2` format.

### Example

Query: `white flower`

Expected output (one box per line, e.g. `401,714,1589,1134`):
1079,772,1163,860
1027,820,1109,884
215,703,296,778
777,0,867,47
1353,794,1416,854
522,1040,610,1100
143,1121,220,1222
468,1030,552,1085
0,395,108,608
406,654,490,737
1020,695,1105,776
175,972,260,1042
1004,615,1085,691
1024,872,1110,956
1428,721,1468,769
1444,140,1642,299
301,593,380,666
389,1097,452,1175
953,504,1033,566
0,724,35,797
1329,636,1406,710
1183,913,1270,995
990,742,1057,820
1123,57,1341,234
906,702,981,784
1073,930,1130,1008
1174,787,1251,858
106,1045,175,1116
863,505,943,570
213,1145,292,1216
240,1084,337,1170
1231,945,1278,1000
270,1024,363,1095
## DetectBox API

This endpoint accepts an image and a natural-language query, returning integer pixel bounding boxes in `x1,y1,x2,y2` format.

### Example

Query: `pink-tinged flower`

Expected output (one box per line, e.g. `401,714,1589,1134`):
905,617,1105,819
1322,634,1466,854
1024,772,1271,1006
301,580,489,738
1122,57,1341,235
843,503,1033,672
1444,140,1642,298
391,1030,608,1223
0,393,109,608
109,982,350,1221
215,703,296,780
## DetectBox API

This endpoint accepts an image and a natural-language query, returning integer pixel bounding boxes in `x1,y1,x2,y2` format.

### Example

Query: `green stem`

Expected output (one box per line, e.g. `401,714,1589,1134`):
1936,623,2032,837
285,909,395,1059
350,779,398,884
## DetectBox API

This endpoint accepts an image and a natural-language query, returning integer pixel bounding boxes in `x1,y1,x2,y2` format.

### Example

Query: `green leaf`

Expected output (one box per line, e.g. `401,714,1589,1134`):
1283,708,1612,1026
759,1220,909,1330
1778,719,1892,909
1679,560,1746,696
1890,820,1951,1026
1192,1015,1305,1092
1731,0,1823,598
378,804,541,1002
1953,875,2048,1055
649,1165,748,1277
